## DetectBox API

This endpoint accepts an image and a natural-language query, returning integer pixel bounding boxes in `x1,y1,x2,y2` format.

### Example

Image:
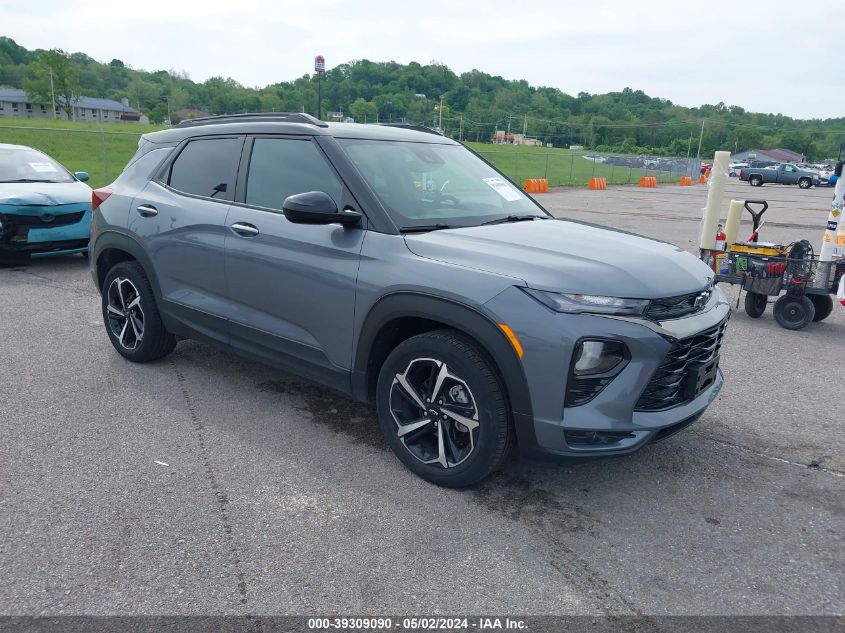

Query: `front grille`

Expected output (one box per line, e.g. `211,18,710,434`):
564,430,636,447
1,210,86,228
635,319,727,411
646,288,711,321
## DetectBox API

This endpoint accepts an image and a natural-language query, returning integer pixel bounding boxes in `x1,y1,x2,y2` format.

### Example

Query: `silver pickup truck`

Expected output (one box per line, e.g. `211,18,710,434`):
739,163,820,188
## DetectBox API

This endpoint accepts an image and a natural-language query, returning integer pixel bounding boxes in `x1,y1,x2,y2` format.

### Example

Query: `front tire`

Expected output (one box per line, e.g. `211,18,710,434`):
0,252,31,267
375,330,513,488
744,291,767,318
773,295,815,330
101,261,176,362
798,178,812,189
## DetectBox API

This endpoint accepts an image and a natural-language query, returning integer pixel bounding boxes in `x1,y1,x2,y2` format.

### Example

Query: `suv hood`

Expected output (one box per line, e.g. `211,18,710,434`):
403,219,713,299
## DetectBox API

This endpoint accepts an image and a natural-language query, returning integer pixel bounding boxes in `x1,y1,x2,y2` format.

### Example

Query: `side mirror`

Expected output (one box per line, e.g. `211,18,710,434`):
282,191,362,227
74,171,90,182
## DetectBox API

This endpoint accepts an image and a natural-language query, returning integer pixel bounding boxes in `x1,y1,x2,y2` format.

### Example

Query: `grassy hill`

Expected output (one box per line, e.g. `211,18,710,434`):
1,118,690,189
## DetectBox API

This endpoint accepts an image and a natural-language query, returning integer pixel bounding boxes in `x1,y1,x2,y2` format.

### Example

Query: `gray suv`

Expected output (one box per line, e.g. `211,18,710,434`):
90,113,729,487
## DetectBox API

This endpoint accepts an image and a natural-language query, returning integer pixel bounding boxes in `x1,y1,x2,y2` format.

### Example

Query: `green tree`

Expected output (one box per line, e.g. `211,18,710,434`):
147,103,168,124
24,49,81,119
349,97,377,123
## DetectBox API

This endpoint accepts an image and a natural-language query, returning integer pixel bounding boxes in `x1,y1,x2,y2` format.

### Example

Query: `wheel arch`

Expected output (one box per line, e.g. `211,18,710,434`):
92,231,162,300
352,292,537,450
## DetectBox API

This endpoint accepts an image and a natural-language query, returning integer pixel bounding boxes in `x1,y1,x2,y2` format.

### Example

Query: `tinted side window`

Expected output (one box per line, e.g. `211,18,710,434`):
245,138,343,210
168,137,241,201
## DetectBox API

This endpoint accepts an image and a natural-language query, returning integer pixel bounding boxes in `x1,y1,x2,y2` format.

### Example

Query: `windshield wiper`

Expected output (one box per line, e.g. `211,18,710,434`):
400,223,454,233
480,214,548,226
0,178,61,183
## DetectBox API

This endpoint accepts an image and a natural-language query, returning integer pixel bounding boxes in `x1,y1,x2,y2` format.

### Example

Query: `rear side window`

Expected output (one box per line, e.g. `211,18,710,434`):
245,138,343,210
168,137,241,201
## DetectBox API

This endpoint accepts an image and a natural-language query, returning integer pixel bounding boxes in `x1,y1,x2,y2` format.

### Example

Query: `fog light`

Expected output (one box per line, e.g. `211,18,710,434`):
572,340,627,376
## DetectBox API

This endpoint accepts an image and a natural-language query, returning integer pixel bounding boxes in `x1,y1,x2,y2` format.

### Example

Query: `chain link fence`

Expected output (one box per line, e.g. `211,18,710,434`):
0,124,704,191
0,124,144,189
474,147,703,188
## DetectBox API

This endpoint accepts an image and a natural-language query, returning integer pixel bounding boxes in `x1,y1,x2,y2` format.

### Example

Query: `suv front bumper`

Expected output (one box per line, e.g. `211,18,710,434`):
484,286,730,459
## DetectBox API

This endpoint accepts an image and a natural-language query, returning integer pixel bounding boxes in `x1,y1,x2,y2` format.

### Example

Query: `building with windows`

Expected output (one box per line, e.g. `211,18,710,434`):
491,130,542,146
0,88,148,124
731,147,804,164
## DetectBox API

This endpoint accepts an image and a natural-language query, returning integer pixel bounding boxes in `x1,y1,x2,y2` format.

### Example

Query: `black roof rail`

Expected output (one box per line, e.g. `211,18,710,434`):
175,112,329,128
377,123,442,136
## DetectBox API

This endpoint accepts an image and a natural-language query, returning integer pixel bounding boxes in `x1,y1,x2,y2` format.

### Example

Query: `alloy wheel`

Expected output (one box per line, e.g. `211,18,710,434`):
389,358,480,468
106,277,145,350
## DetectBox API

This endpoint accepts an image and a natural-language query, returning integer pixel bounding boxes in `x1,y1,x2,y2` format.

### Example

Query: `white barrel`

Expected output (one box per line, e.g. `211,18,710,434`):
699,151,731,250
724,199,744,246
815,172,844,288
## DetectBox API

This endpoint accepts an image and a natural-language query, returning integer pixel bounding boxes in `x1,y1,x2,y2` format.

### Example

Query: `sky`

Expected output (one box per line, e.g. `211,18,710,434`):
3,0,843,120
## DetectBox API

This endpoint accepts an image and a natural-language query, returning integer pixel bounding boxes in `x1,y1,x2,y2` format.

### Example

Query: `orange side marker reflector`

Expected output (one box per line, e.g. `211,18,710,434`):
497,323,524,359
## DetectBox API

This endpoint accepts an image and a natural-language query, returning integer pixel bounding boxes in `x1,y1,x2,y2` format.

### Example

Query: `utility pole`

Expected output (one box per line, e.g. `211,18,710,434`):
459,115,463,142
438,95,444,130
523,113,527,139
49,66,56,119
686,134,693,176
696,120,705,160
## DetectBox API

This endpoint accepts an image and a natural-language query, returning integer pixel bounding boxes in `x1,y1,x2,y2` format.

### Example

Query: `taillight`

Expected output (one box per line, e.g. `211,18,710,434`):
91,187,113,211
739,169,744,179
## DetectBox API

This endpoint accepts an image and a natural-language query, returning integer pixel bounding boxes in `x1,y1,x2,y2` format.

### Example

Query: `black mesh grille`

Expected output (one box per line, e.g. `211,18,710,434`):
564,430,636,447
646,288,711,321
564,376,613,407
1,210,86,228
635,319,727,411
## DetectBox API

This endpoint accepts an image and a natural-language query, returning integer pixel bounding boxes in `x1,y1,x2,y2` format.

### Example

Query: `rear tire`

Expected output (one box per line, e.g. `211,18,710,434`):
101,261,176,362
749,176,763,187
808,294,834,322
375,329,513,488
744,291,767,318
773,295,815,330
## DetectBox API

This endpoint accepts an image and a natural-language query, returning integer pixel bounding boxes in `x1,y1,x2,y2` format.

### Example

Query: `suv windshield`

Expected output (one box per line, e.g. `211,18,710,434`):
337,139,547,229
0,148,74,183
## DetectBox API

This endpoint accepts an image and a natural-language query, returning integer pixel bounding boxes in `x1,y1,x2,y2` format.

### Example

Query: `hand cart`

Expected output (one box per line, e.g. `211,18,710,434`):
702,200,845,330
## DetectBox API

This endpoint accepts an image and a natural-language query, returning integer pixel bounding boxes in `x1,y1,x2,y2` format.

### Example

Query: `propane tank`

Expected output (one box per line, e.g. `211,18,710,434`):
715,224,726,251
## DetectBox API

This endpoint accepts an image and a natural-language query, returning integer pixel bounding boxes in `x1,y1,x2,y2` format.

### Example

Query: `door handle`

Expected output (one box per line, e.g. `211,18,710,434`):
230,222,259,237
136,204,158,217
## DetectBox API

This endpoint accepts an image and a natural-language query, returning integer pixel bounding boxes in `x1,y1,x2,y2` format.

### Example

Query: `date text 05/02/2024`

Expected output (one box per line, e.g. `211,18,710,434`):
307,617,528,630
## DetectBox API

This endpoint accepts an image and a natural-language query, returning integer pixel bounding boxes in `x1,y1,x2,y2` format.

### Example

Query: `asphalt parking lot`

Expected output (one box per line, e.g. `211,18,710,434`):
1,180,842,616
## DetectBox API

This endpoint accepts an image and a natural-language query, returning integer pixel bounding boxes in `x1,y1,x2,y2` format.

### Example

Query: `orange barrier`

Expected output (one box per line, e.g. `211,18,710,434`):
588,177,607,190
679,176,693,186
698,174,708,184
639,176,657,188
523,178,549,193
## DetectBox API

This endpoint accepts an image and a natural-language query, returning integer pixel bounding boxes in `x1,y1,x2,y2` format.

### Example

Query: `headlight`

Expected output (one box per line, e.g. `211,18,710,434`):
522,288,649,316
